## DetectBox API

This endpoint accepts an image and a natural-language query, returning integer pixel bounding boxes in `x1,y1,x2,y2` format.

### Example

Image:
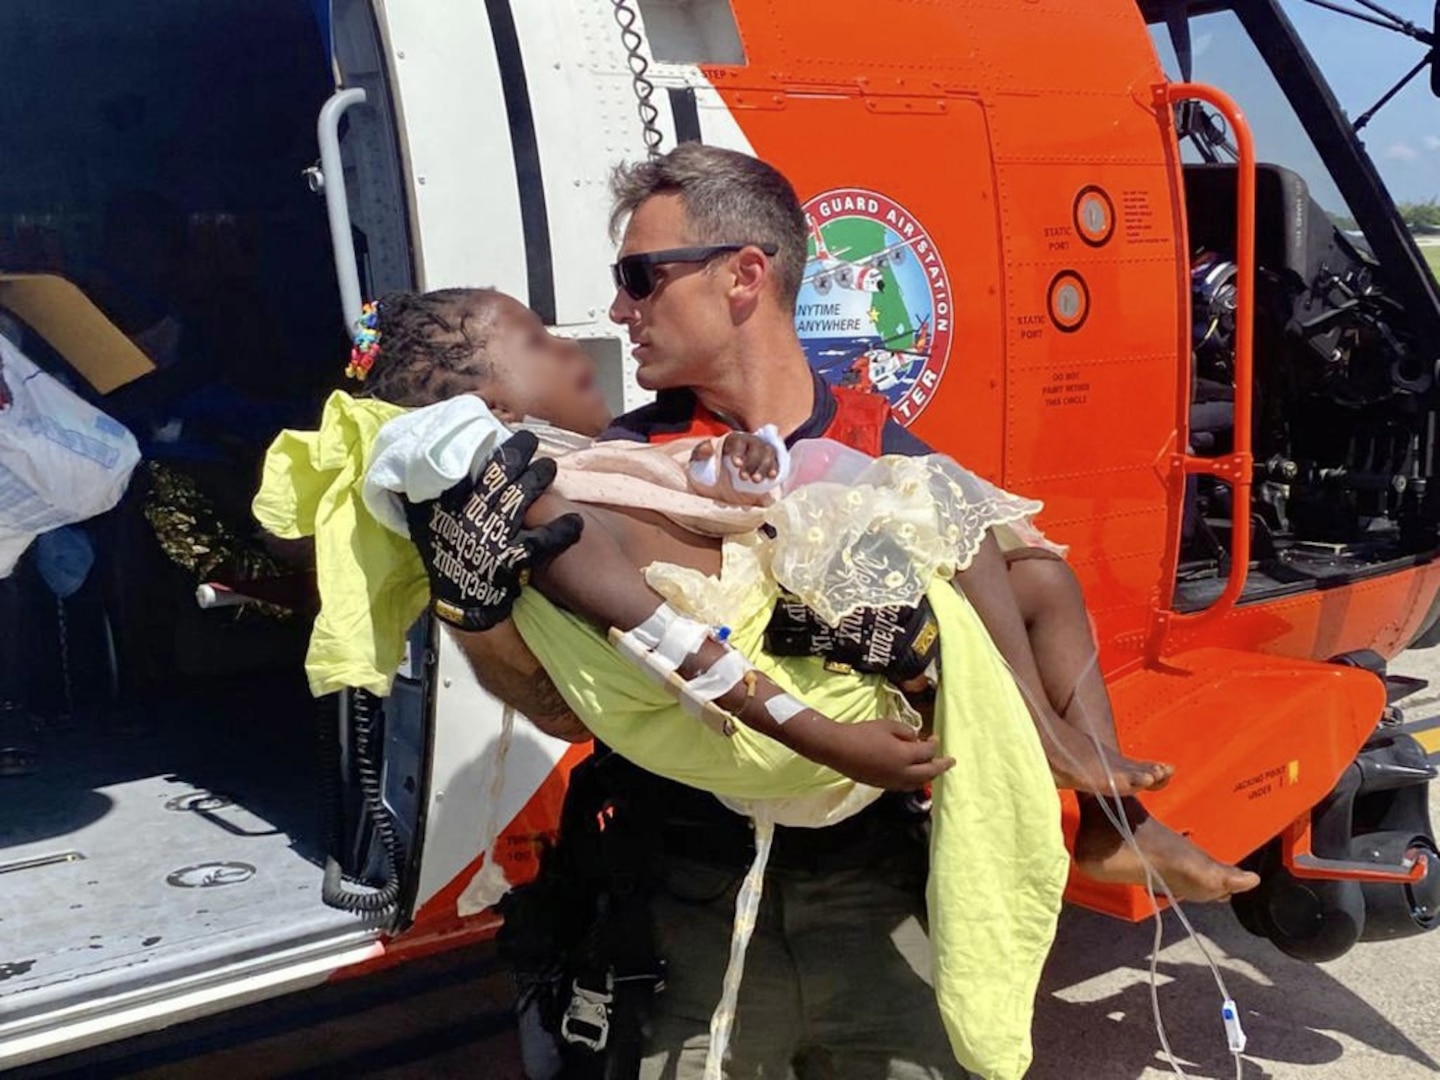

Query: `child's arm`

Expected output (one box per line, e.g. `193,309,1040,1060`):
523,489,953,791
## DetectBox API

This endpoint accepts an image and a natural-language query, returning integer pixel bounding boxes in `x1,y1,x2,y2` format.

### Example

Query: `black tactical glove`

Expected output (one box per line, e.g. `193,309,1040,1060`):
404,430,583,632
764,595,940,684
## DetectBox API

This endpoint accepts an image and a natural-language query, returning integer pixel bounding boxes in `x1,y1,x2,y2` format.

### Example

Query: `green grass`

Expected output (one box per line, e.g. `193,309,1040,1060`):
1421,243,1440,281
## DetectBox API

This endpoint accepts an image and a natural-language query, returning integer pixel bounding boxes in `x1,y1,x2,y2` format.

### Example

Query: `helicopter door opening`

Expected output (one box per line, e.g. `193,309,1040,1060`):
0,1,412,1065
309,0,426,928
1147,5,1440,615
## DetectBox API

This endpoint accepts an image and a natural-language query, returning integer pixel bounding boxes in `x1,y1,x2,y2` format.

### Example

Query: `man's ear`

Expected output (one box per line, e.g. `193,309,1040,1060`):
727,245,770,308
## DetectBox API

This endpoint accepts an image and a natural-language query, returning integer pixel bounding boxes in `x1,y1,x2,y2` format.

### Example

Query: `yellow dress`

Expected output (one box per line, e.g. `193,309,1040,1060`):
252,392,423,696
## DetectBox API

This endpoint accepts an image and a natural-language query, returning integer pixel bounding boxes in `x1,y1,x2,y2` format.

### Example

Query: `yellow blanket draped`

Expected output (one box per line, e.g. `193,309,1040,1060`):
252,391,424,696
512,579,1068,1079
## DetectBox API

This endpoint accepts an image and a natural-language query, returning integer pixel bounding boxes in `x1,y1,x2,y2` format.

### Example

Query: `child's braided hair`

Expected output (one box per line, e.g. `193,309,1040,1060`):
351,288,505,407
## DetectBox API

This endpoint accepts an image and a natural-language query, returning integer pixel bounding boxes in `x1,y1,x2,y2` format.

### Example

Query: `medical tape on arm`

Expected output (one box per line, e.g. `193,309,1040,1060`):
610,605,742,736
679,648,808,728
682,649,751,709
619,604,708,671
611,604,811,734
655,618,710,674
764,694,806,724
693,656,808,731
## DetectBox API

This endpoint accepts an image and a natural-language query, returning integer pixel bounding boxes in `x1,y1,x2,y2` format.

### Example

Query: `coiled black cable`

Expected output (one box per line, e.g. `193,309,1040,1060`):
319,689,402,915
611,0,663,157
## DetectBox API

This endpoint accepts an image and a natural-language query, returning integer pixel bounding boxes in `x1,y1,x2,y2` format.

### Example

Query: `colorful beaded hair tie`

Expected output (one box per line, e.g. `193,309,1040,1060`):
346,301,381,381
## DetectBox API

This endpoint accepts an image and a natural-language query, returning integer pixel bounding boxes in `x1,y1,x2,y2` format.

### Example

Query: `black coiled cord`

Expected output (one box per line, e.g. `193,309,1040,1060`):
611,0,663,158
319,689,402,915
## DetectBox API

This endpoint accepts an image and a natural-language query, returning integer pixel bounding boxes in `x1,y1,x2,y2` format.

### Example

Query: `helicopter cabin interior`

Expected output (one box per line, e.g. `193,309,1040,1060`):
0,0,424,1029
1143,1,1440,619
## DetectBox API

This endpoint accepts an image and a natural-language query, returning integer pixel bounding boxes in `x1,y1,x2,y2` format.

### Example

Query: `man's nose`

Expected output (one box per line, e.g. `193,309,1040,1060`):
608,288,636,326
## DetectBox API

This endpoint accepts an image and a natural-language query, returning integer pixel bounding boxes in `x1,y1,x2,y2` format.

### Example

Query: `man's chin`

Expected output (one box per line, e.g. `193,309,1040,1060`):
634,364,682,393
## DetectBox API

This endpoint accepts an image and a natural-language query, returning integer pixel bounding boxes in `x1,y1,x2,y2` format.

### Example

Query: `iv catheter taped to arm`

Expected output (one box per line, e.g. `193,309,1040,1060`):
609,602,808,736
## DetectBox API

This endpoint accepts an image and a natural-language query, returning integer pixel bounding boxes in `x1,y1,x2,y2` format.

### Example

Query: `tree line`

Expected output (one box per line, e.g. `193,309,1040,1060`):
1398,200,1440,230
1330,201,1440,231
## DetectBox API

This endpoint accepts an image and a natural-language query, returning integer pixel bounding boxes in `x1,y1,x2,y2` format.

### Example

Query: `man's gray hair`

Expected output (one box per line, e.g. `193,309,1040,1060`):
609,144,808,312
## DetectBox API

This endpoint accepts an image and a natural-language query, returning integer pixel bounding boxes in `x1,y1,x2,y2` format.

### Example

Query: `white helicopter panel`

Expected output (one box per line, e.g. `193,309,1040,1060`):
513,1,650,329
374,1,528,300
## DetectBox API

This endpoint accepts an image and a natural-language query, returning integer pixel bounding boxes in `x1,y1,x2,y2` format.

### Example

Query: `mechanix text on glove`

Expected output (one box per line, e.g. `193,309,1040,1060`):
405,430,583,632
763,595,940,684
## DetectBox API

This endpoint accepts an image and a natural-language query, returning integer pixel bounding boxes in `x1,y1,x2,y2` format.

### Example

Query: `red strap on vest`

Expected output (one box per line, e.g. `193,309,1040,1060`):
648,385,891,455
823,386,890,457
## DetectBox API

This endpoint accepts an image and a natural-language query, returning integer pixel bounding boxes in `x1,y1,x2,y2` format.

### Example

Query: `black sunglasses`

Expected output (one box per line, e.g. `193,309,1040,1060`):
610,243,779,301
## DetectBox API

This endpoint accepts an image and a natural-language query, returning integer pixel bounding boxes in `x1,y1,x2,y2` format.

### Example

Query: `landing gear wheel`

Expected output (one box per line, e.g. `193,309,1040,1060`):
1234,831,1440,958
1230,844,1366,961
1356,831,1440,941
1230,850,1273,939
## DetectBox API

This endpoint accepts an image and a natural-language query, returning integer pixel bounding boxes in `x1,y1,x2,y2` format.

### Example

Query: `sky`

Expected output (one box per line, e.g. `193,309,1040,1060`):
1146,2,1440,211
1274,1,1440,205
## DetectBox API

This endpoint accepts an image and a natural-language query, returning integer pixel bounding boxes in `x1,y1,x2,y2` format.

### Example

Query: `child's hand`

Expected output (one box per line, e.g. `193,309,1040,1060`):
690,432,781,486
722,431,781,485
810,718,954,791
686,427,789,505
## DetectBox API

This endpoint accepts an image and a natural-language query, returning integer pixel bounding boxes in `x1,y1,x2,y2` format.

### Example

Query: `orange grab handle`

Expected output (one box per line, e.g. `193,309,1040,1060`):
1155,82,1256,649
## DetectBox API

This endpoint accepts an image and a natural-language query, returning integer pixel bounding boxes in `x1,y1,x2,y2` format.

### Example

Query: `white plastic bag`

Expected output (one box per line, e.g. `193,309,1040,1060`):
0,338,140,576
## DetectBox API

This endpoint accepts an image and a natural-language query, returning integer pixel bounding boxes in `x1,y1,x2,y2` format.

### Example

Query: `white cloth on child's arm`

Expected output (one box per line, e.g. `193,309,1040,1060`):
362,394,512,537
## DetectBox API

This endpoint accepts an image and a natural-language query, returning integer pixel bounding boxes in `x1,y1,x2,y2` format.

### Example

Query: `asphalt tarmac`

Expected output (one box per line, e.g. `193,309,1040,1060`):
1026,645,1440,1080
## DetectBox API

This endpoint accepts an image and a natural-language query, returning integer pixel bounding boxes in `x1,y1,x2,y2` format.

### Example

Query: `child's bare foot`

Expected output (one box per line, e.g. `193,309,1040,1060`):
1040,721,1174,795
1074,797,1261,902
